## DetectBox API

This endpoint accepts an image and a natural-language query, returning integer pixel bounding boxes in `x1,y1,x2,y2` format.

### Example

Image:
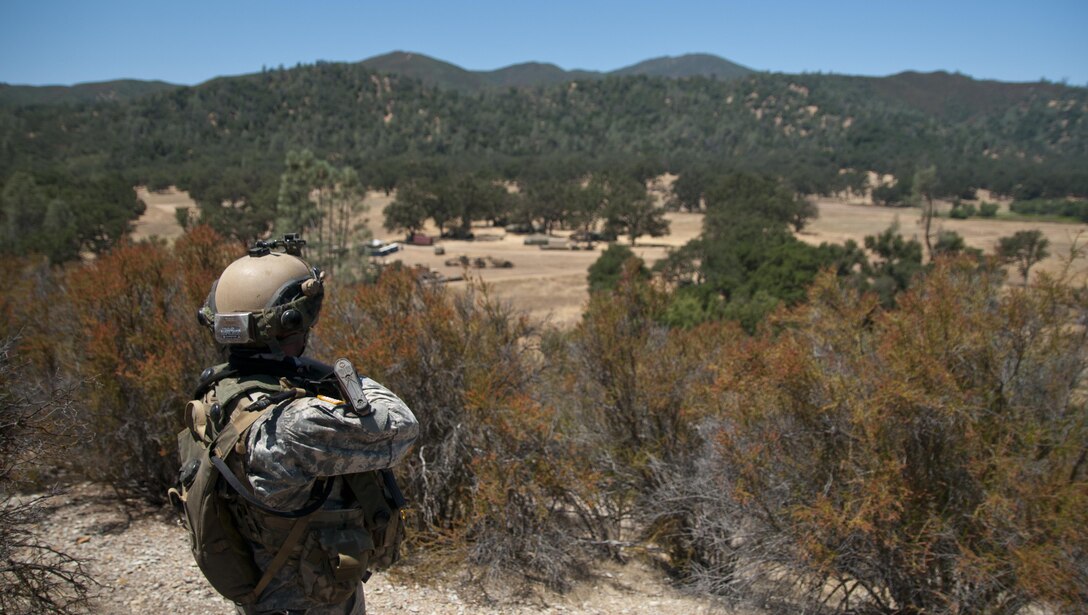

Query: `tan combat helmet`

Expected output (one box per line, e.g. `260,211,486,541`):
198,235,325,350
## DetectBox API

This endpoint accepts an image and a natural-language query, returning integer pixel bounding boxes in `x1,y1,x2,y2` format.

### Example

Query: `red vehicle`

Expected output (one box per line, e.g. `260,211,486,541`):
408,233,434,246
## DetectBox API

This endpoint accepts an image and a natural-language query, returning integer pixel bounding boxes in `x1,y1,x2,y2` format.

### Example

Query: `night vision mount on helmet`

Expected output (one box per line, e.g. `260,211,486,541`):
198,234,326,349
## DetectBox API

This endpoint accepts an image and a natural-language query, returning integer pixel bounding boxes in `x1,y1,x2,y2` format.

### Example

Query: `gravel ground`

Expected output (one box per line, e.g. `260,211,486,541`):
33,483,727,614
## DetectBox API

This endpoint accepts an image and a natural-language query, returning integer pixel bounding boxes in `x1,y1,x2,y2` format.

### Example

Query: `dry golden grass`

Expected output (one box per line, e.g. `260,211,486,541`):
130,186,1088,326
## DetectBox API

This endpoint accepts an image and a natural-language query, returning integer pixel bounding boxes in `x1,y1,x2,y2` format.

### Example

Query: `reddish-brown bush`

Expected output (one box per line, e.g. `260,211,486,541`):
317,266,598,589
61,230,236,502
676,258,1088,613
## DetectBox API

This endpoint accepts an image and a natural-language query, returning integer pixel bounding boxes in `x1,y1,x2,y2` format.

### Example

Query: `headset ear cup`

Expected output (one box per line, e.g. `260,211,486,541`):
280,308,303,331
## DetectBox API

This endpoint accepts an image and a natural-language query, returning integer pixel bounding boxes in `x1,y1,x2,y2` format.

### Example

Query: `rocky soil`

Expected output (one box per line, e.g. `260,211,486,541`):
34,483,727,614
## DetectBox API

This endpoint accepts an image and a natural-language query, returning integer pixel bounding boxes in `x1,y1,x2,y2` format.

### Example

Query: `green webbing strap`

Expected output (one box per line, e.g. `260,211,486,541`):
243,506,318,606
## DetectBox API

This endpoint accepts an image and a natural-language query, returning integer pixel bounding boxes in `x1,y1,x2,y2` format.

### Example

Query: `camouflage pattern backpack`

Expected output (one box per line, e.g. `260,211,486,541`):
168,361,406,607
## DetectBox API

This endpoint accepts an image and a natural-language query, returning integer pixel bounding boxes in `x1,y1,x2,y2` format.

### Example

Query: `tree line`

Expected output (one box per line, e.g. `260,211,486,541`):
1,62,1086,256
1,61,1085,268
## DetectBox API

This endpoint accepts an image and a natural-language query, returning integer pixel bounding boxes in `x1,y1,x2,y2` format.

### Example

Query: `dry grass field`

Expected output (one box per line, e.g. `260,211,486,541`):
804,197,1088,281
131,186,195,242
130,186,1088,326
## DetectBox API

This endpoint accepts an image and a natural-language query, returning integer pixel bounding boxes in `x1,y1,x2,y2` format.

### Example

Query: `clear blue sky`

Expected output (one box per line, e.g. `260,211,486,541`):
1,0,1086,87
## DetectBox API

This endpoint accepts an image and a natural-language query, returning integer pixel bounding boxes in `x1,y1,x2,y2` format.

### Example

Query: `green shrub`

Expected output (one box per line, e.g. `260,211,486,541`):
587,243,649,293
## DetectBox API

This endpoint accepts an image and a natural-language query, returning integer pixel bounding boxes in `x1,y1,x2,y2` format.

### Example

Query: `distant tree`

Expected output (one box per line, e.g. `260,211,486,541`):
653,241,705,288
383,181,433,239
703,172,816,234
996,229,1050,286
423,178,458,237
658,171,847,330
949,205,970,219
276,149,369,274
863,223,925,306
872,175,913,207
720,289,781,334
189,169,277,246
69,175,145,256
1,172,138,262
1,172,45,248
443,174,511,232
567,180,605,239
523,178,573,235
598,174,669,246
912,165,938,260
175,206,191,230
670,168,709,212
461,175,512,227
932,229,975,258
587,243,649,293
40,198,79,262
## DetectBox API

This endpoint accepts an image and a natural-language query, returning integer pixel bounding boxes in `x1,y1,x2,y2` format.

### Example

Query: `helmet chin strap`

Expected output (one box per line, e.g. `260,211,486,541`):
277,332,308,357
226,329,306,359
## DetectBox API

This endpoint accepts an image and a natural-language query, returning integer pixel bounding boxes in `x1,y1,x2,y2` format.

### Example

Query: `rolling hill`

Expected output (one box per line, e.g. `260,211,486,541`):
612,53,753,80
0,79,180,106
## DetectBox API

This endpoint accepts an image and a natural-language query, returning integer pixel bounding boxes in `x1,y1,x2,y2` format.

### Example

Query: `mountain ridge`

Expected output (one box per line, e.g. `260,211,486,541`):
4,50,1081,107
0,51,756,104
358,51,755,91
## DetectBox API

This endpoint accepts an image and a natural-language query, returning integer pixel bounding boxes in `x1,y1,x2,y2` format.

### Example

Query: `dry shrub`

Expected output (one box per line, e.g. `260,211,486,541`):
0,257,71,376
61,228,237,502
551,262,729,561
317,266,596,590
0,337,96,613
664,257,1088,613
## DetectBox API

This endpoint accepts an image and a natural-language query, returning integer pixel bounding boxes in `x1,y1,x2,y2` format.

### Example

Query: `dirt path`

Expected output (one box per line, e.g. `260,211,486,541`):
32,484,727,614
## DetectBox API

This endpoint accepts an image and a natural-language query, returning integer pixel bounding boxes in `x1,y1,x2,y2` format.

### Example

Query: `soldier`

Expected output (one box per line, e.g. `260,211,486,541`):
175,235,418,615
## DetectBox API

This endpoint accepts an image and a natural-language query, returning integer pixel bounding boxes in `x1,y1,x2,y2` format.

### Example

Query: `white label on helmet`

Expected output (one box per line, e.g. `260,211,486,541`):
214,313,254,344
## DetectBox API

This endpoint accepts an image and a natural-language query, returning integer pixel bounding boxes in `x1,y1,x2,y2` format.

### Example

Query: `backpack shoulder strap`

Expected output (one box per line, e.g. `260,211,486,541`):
209,394,333,606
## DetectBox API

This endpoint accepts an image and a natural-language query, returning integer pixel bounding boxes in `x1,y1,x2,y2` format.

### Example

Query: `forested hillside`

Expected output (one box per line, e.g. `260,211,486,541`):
2,57,1085,267
2,60,1084,197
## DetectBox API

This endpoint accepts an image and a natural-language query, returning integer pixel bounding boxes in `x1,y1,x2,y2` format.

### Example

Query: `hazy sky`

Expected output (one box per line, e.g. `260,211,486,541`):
2,0,1086,87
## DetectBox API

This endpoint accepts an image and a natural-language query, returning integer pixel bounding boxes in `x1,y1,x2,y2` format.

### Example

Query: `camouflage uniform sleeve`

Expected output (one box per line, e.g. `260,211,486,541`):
243,377,418,508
